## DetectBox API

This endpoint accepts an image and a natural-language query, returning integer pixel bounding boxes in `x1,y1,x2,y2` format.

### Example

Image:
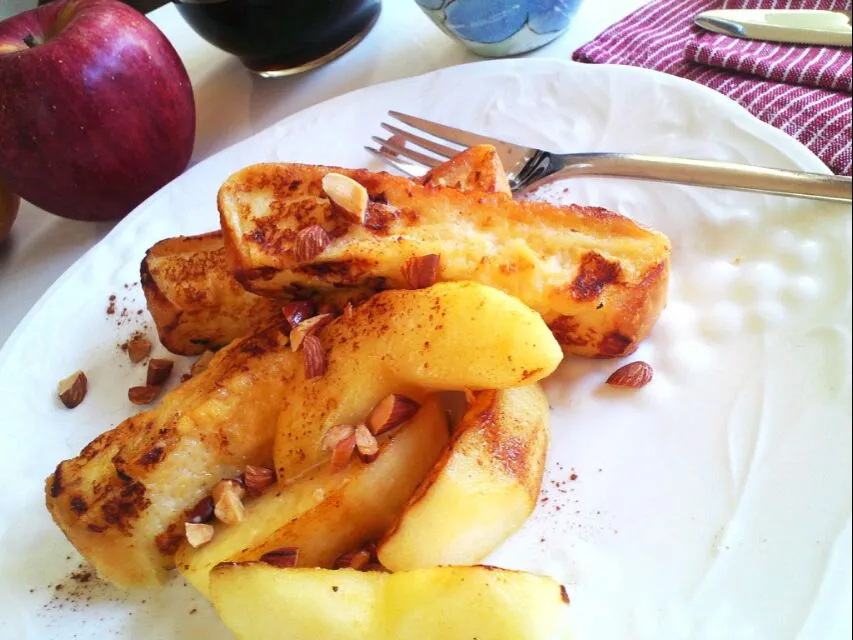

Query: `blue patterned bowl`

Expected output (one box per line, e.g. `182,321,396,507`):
414,0,583,57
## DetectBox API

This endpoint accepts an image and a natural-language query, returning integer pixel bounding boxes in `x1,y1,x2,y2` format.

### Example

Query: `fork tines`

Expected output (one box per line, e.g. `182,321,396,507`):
365,111,472,178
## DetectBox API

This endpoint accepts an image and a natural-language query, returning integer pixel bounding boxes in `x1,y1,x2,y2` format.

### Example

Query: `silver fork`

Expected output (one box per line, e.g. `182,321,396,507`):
366,111,852,203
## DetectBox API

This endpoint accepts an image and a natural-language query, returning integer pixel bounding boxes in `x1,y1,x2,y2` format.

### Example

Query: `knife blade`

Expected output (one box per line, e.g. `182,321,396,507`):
694,9,852,48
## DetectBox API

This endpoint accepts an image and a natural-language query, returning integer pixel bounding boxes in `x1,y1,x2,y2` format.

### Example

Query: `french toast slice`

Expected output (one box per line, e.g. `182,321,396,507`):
45,322,297,588
141,233,372,355
141,145,509,355
419,143,511,194
219,164,671,358
141,232,283,355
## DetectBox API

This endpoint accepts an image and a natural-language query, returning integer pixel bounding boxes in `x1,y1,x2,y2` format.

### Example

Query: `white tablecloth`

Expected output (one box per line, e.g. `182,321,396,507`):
0,0,644,348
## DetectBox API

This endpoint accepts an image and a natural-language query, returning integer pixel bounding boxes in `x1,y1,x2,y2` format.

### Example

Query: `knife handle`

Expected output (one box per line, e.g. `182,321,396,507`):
695,9,853,48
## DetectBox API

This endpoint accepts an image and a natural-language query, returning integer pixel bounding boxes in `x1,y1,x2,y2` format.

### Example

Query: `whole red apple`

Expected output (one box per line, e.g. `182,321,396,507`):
0,0,195,221
0,177,20,243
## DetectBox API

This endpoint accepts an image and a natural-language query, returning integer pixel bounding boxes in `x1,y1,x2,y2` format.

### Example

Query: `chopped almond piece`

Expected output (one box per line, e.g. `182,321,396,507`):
128,385,159,405
322,172,369,224
401,254,440,289
302,334,327,379
146,358,174,386
330,433,357,472
294,225,331,262
126,335,152,363
290,313,333,352
212,478,246,504
185,496,214,524
354,425,379,463
185,522,214,548
243,465,275,496
606,361,653,388
58,371,88,409
214,483,245,525
367,394,420,436
281,301,316,330
321,424,356,452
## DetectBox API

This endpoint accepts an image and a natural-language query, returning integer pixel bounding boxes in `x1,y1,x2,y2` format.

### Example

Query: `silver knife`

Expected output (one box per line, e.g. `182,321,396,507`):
694,9,853,47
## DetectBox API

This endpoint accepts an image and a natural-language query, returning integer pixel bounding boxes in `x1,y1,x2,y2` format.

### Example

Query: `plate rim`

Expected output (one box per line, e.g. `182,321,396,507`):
1,56,850,639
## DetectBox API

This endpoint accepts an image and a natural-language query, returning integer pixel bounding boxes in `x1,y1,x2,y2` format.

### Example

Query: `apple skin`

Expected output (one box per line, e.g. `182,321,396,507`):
0,0,195,221
0,178,20,243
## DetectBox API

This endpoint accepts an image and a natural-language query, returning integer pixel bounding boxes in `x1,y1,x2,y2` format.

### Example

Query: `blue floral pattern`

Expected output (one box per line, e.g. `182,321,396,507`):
528,0,581,35
414,0,583,56
445,1,529,44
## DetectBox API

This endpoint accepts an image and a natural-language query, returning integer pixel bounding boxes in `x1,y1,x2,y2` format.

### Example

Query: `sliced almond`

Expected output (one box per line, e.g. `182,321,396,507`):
126,335,152,364
321,424,356,452
294,224,331,263
212,478,246,504
302,334,327,380
367,394,420,436
330,432,357,472
322,172,369,224
606,361,654,389
290,313,333,352
128,385,160,405
281,300,316,330
190,350,215,377
185,496,214,524
400,254,440,289
58,370,88,409
261,547,299,568
184,522,214,548
214,482,245,525
243,465,276,496
354,424,379,463
146,358,174,386
333,548,372,570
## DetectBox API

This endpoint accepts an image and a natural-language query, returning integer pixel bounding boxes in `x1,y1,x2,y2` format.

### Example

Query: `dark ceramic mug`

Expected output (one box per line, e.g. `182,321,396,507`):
174,0,382,76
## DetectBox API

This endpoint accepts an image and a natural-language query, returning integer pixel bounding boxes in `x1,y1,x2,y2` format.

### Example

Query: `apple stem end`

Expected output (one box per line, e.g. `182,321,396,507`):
23,33,41,48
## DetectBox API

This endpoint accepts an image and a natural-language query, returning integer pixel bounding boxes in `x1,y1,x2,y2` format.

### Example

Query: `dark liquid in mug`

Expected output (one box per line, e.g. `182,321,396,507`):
175,0,381,74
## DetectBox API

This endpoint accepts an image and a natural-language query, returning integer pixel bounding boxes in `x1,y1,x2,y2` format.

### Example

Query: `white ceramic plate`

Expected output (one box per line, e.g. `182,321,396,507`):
0,59,849,640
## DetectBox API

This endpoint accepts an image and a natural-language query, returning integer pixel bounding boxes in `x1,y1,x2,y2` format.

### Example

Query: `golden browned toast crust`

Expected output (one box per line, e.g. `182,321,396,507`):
141,232,283,355
219,163,670,358
421,144,512,195
45,323,297,588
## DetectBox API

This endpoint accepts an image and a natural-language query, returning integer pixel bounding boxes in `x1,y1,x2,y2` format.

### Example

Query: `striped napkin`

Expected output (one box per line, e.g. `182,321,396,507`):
573,0,853,176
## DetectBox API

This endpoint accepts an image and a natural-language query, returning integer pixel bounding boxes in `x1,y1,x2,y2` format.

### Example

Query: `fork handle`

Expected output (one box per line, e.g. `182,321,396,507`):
539,153,852,203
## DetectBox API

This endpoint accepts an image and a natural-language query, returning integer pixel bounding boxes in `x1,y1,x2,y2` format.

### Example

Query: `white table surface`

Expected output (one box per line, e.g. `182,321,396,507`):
0,0,644,349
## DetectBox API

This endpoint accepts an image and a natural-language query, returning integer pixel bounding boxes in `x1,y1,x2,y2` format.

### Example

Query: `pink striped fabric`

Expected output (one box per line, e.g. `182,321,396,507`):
686,15,852,92
573,0,853,176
